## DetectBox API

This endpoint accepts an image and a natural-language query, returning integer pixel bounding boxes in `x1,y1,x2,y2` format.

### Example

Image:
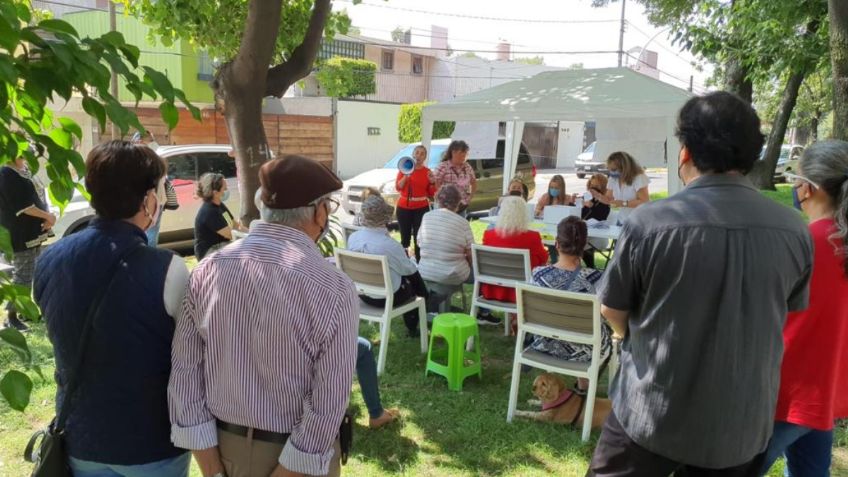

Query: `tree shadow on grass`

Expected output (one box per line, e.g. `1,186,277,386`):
355,318,606,476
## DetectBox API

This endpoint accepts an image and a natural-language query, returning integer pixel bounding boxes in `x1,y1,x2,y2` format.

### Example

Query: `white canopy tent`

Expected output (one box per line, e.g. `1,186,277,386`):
421,67,694,196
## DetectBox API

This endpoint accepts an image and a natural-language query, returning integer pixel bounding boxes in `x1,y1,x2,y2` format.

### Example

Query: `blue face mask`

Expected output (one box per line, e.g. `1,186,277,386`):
222,189,230,202
792,186,803,211
548,188,560,198
608,171,621,179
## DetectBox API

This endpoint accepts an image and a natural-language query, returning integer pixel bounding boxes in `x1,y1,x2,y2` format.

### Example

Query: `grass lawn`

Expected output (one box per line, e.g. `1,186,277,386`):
2,184,845,476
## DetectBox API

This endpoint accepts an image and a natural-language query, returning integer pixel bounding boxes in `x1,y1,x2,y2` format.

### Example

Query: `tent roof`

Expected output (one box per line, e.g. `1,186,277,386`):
422,67,693,122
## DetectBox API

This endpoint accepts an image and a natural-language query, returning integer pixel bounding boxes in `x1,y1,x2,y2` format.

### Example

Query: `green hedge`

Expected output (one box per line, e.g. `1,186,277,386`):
315,57,377,98
398,102,455,143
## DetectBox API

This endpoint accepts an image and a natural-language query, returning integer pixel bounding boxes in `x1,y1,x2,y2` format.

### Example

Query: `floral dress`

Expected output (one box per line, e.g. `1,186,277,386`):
528,265,612,362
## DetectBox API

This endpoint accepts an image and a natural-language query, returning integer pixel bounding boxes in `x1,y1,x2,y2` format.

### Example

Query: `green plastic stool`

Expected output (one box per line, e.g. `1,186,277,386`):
425,313,482,391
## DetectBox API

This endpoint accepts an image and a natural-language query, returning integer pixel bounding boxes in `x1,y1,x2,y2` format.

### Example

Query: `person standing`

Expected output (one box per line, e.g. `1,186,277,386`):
33,141,190,476
587,92,813,476
147,177,179,247
434,140,476,217
194,172,237,260
760,140,848,476
0,145,55,331
395,146,435,261
169,155,358,477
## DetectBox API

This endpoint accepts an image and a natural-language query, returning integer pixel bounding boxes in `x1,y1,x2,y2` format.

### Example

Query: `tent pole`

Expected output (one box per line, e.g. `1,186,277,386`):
503,121,525,194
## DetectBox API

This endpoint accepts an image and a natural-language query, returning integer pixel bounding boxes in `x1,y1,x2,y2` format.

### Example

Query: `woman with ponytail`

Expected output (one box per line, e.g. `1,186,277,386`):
761,140,848,476
526,216,609,392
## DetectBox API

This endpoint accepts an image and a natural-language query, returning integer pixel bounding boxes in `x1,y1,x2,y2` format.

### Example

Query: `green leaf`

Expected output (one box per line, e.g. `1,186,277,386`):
100,31,126,48
0,17,20,52
47,42,74,70
0,328,31,362
0,225,11,260
12,292,41,322
0,370,32,412
58,117,83,140
119,45,140,69
0,55,17,84
15,2,31,24
82,97,106,131
47,128,72,149
142,66,174,102
38,19,79,38
159,102,179,130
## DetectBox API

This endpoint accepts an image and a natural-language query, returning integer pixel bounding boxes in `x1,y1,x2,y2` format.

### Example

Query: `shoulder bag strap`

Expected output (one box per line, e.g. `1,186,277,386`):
53,245,145,432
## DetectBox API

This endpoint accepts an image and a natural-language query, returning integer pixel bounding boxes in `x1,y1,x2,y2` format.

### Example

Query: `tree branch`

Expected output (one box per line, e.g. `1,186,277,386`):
231,0,284,89
264,0,332,97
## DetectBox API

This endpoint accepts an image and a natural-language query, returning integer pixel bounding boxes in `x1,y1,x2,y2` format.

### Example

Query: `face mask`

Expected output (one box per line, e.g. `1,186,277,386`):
144,190,161,231
222,190,230,202
608,172,621,179
792,186,806,211
548,188,560,198
315,202,330,243
509,190,523,197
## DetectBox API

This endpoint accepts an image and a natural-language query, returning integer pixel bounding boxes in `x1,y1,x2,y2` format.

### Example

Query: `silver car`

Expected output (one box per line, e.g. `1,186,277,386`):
52,144,240,251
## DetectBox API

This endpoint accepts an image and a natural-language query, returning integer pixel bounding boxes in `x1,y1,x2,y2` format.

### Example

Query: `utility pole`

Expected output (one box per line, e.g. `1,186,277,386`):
617,0,627,67
109,2,118,139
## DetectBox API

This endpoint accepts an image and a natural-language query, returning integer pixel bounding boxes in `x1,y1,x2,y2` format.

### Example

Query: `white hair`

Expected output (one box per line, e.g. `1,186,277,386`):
495,196,530,236
255,188,331,227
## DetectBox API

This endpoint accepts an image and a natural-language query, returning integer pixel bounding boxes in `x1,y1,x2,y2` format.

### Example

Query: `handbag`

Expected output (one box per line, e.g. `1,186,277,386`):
24,245,143,476
339,412,353,465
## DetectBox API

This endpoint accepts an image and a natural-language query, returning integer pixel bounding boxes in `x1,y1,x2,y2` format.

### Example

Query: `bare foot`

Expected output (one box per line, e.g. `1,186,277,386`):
369,408,400,429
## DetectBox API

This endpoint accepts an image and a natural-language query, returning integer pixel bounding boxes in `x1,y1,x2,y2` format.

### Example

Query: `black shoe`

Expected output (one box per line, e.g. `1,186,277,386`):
476,312,501,327
4,315,29,332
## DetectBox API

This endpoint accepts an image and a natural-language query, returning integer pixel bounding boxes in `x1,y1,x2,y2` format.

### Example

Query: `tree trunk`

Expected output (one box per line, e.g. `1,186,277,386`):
830,0,848,140
214,0,332,225
748,71,806,189
794,125,810,146
725,56,753,103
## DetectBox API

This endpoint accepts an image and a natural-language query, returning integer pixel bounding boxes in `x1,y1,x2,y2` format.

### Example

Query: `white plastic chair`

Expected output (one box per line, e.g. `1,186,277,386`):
506,283,604,442
469,244,532,336
341,222,364,245
335,249,428,375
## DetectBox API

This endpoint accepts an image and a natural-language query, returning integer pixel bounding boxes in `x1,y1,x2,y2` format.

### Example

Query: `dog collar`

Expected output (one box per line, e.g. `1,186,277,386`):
542,389,575,411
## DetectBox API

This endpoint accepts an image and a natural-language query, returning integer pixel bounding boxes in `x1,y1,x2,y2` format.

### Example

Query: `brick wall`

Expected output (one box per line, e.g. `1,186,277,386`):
102,107,335,170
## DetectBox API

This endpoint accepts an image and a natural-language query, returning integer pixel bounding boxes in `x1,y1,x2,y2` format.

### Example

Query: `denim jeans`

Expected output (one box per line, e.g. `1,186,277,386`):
761,421,833,477
357,337,383,419
69,452,190,477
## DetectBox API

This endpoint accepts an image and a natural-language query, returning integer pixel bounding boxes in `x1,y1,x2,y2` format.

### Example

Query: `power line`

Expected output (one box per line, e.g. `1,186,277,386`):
623,20,693,63
337,0,621,24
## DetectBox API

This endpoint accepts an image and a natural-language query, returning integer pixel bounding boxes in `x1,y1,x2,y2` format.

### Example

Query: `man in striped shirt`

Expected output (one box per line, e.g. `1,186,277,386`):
169,156,358,477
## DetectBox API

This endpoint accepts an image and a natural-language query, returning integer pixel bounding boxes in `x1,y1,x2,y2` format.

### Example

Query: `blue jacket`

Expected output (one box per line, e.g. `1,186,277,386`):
33,219,186,465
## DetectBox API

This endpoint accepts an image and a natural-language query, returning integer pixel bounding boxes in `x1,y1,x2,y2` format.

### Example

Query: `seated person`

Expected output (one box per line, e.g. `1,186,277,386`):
348,195,428,338
194,172,237,260
528,216,611,392
590,151,650,209
417,185,475,311
489,177,529,218
581,173,612,268
352,186,381,226
357,337,400,428
535,174,575,218
478,196,549,327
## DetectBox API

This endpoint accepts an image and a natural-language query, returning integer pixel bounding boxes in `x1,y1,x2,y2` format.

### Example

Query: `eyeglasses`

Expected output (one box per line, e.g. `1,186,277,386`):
323,198,340,215
783,172,820,189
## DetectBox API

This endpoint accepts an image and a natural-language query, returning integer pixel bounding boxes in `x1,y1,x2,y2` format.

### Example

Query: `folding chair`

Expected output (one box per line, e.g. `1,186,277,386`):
469,244,532,336
335,249,427,375
506,283,604,442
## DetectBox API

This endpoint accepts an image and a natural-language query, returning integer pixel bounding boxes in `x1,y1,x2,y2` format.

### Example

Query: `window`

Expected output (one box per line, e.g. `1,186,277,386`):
412,55,423,75
197,51,215,81
168,155,196,181
381,50,394,71
197,152,238,179
318,39,365,60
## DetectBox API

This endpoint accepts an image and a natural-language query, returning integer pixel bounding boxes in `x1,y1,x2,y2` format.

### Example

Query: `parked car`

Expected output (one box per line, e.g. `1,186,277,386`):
52,144,239,252
340,138,536,217
575,141,604,179
773,145,804,182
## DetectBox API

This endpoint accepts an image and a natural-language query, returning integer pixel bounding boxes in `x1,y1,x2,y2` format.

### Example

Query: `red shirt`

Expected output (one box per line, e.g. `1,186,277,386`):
774,218,848,430
480,228,549,303
395,168,434,210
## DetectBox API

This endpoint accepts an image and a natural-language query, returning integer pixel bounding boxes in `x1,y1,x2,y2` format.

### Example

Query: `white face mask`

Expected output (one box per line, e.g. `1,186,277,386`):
144,189,161,231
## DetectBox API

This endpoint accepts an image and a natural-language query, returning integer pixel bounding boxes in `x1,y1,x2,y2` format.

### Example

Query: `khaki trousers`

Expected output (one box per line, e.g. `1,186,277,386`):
218,428,341,477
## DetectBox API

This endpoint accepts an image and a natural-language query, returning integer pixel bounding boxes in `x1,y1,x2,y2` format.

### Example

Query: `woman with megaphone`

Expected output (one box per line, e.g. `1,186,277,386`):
395,145,435,261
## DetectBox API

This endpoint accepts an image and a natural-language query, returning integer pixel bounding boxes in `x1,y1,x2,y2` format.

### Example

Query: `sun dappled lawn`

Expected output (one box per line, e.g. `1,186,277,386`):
2,183,842,476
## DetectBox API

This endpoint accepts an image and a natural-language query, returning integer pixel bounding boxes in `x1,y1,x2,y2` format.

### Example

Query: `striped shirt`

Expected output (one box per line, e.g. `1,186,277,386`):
416,209,474,285
168,222,359,475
